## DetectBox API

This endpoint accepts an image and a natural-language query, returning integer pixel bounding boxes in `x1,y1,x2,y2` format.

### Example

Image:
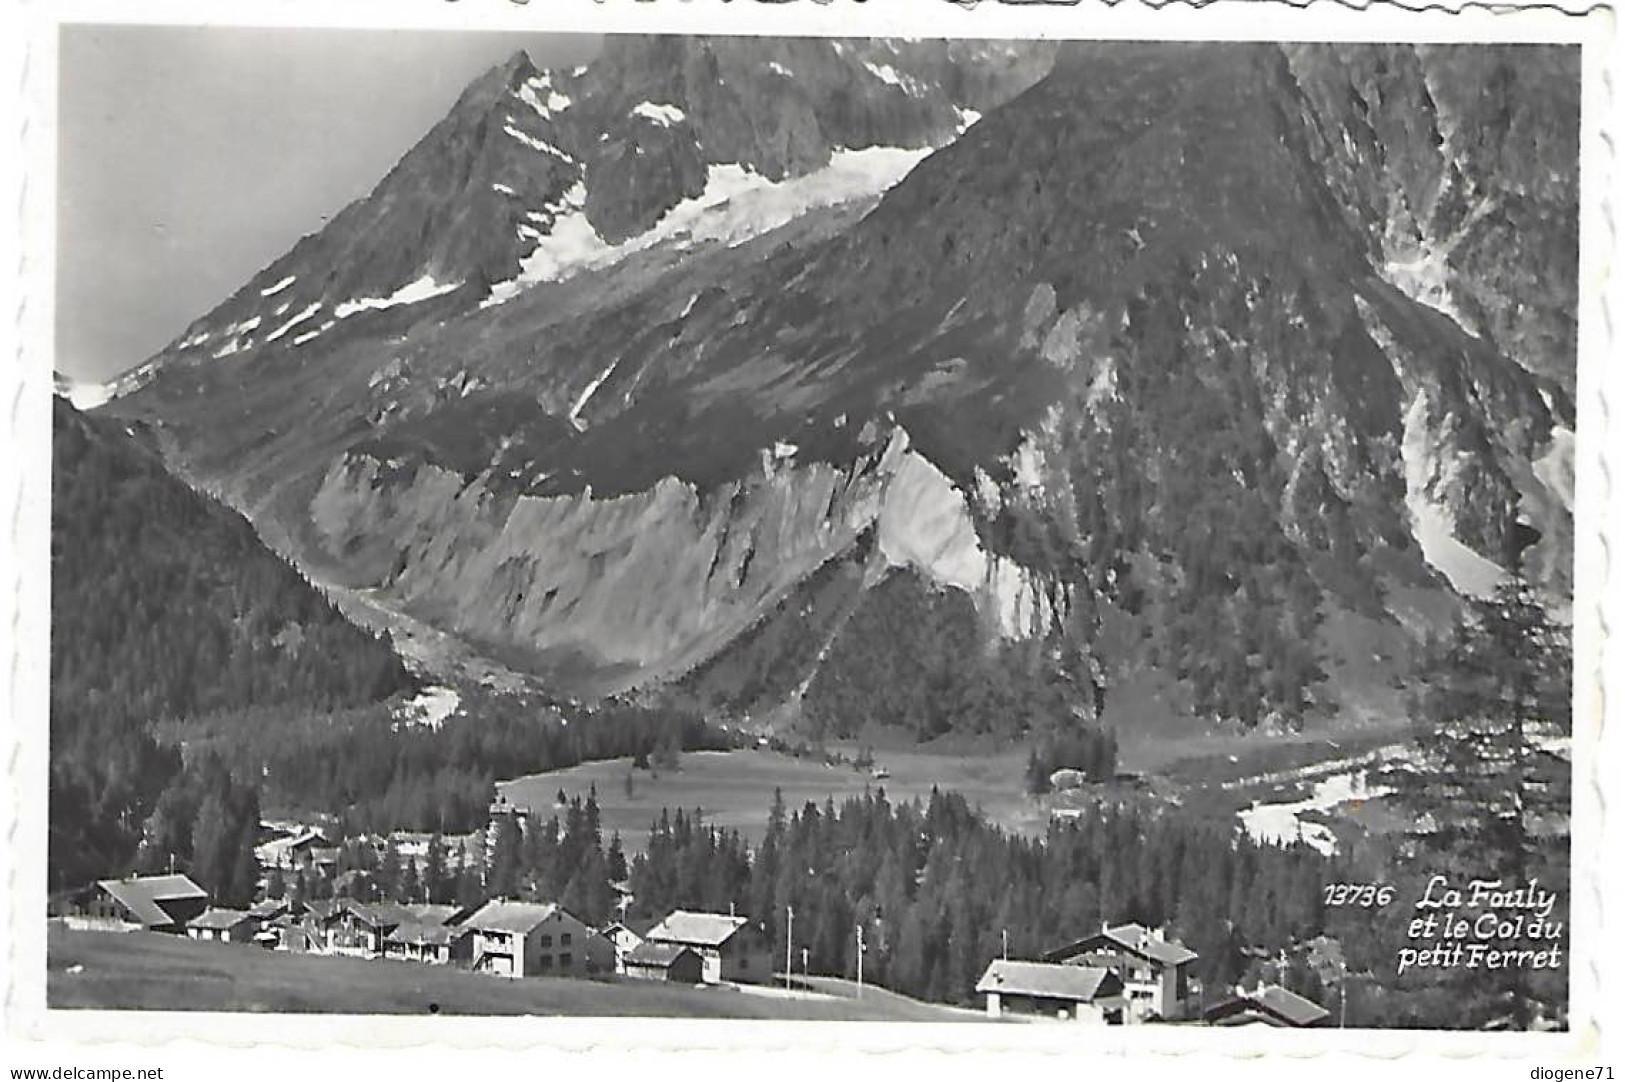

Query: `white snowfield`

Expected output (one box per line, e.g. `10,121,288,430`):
482,144,932,307
259,274,297,297
1238,768,1393,858
632,101,687,127
333,274,462,320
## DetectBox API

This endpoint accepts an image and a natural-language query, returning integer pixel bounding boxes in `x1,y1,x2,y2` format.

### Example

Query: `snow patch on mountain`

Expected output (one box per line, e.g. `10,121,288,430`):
1400,390,1506,598
517,74,571,118
504,121,575,163
57,375,117,411
266,302,323,343
1383,246,1473,334
1238,768,1392,857
333,274,461,319
259,275,296,298
1534,424,1575,514
632,101,687,127
864,61,921,95
482,145,932,307
569,358,622,427
395,685,460,732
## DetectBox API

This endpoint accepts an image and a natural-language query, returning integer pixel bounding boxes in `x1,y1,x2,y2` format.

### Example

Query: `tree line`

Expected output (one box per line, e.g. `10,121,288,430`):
616,787,1332,1007
173,692,730,836
1025,726,1119,792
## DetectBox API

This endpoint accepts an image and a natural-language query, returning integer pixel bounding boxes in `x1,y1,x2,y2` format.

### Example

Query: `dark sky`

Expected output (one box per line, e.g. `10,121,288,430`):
56,25,599,382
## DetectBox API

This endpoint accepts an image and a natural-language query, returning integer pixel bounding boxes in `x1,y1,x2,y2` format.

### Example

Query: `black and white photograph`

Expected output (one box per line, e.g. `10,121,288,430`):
4,0,1615,1061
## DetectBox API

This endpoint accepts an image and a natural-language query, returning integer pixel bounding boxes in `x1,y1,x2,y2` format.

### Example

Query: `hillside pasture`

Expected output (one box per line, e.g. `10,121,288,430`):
498,747,1040,849
47,926,982,1020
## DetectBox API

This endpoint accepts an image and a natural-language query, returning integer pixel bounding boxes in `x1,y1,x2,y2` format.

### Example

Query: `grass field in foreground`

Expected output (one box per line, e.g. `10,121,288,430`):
47,926,987,1021
499,747,1040,849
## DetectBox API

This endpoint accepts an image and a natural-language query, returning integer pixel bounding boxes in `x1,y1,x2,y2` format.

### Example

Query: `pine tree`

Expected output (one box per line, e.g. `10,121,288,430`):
1383,579,1572,1029
188,791,232,901
423,832,447,904
607,832,628,884
487,815,522,900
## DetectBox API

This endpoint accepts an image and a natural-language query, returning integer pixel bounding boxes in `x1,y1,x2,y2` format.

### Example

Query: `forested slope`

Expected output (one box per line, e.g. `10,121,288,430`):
49,398,413,892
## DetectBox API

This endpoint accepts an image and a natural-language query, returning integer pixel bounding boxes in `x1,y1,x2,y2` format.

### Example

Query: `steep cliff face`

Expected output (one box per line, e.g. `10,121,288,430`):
308,424,1057,695
109,40,1576,736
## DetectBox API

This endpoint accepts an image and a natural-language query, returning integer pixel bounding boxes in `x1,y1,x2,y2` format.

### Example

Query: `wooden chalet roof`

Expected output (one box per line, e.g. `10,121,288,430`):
1205,985,1331,1027
464,900,562,934
337,900,464,930
645,910,750,948
188,907,254,931
386,922,468,947
96,874,207,927
625,941,701,968
975,960,1124,1002
1042,922,1198,967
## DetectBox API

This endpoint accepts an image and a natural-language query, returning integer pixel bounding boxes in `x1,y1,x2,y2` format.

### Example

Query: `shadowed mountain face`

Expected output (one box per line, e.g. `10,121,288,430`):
106,40,1577,736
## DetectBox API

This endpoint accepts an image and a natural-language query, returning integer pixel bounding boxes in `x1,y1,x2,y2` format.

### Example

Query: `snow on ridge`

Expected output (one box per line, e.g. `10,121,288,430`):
481,145,932,307
632,101,687,127
482,183,601,308
333,274,462,320
955,107,983,133
767,61,793,77
493,182,516,196
259,275,297,297
62,378,116,411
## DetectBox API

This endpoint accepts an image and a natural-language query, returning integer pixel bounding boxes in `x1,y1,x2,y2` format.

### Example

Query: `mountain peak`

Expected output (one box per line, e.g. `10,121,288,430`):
453,48,540,114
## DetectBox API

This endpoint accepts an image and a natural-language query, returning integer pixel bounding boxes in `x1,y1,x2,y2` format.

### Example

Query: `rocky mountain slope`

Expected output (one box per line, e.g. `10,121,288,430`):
104,40,1578,739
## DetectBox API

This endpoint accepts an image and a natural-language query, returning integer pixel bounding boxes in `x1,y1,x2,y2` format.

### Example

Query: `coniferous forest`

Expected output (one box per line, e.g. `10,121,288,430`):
49,399,413,892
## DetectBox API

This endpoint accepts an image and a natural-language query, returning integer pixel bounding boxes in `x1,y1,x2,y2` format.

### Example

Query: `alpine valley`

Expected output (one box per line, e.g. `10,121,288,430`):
90,39,1575,734
51,34,1581,1028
